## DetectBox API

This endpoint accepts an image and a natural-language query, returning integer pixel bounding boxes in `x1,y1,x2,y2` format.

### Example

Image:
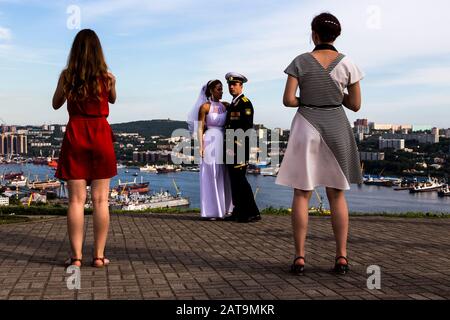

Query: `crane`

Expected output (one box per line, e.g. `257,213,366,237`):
172,179,181,196
27,193,34,206
253,186,260,200
314,189,324,214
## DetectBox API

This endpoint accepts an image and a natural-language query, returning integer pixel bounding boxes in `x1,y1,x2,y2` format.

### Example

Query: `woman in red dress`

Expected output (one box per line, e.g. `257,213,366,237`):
52,29,117,268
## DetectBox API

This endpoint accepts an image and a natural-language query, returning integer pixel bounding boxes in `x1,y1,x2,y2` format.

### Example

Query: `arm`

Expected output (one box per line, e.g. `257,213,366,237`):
283,75,300,108
52,72,66,110
197,103,209,158
107,72,117,104
343,81,361,112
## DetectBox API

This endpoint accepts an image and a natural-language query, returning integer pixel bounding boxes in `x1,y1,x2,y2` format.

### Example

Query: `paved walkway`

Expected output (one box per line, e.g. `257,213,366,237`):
0,213,449,300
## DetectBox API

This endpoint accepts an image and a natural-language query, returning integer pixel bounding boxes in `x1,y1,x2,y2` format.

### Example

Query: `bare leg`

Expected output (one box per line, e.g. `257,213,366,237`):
91,179,111,266
291,189,312,265
326,187,349,265
67,180,87,266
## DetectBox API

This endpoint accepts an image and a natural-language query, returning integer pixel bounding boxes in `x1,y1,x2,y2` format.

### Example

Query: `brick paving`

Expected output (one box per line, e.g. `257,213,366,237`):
0,213,449,300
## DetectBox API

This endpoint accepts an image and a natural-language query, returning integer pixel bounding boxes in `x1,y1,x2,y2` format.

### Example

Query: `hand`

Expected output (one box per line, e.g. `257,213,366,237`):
107,72,116,89
200,148,205,158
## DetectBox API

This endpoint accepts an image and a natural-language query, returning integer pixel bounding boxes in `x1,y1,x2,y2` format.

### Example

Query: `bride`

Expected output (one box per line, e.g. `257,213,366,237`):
187,80,233,220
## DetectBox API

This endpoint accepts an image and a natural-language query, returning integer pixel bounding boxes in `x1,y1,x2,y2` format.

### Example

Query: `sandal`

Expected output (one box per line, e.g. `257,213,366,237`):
290,256,305,275
92,257,110,268
333,256,349,275
64,257,82,268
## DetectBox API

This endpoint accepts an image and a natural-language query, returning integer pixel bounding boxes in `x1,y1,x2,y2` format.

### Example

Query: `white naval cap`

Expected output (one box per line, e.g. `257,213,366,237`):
225,72,248,83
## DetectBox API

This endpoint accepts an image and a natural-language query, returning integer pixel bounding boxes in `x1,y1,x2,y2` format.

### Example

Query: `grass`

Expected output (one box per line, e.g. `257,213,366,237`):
0,215,31,225
260,207,450,218
0,205,448,219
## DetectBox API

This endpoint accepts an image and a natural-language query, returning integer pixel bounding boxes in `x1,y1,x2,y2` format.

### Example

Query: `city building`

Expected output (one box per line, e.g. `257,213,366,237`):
354,119,370,135
133,151,171,164
370,123,413,132
273,128,284,137
0,133,28,155
0,196,9,206
379,138,405,150
382,132,439,144
445,129,450,138
359,152,385,161
412,125,433,132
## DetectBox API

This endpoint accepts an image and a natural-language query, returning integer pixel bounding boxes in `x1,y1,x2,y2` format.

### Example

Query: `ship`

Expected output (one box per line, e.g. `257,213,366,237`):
32,157,50,165
139,164,158,173
363,177,394,187
156,164,181,174
115,178,189,211
7,176,28,188
47,160,58,168
28,178,61,190
409,178,445,194
3,171,24,180
246,166,261,175
113,178,150,195
437,185,450,197
119,191,190,211
260,165,280,177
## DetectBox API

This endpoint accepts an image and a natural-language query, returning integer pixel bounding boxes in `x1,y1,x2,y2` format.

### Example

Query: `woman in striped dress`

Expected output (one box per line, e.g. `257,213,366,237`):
275,13,364,275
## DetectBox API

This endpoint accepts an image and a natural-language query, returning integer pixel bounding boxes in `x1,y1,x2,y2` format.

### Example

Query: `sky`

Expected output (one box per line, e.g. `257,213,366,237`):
0,0,449,129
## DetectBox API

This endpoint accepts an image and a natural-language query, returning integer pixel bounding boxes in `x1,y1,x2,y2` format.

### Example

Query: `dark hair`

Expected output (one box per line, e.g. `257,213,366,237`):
311,12,341,43
63,29,109,103
205,79,222,98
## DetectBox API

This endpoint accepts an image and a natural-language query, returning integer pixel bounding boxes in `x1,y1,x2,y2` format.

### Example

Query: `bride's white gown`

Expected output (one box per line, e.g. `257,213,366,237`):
200,101,233,218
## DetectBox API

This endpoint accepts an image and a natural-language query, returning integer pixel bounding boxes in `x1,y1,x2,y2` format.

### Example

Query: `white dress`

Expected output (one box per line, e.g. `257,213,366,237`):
200,101,234,218
276,53,364,191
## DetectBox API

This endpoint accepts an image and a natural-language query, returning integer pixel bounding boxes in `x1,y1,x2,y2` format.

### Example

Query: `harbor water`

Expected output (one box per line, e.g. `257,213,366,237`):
1,164,449,214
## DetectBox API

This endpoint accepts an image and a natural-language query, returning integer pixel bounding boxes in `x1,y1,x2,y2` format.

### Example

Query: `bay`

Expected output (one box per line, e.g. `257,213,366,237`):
1,164,449,214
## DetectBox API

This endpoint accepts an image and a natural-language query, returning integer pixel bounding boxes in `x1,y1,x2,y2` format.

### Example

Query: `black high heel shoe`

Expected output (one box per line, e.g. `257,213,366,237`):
290,256,305,275
333,256,349,275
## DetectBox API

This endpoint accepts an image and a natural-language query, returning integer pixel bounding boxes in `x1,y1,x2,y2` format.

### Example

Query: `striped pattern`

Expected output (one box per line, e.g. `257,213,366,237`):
285,53,346,106
298,107,362,184
283,52,363,185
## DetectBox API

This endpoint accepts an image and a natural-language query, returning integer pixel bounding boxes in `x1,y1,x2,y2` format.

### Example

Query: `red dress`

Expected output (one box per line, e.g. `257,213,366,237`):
55,80,117,184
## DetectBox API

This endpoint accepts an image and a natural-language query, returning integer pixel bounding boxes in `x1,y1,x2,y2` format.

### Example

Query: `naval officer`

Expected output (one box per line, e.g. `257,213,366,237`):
223,72,261,223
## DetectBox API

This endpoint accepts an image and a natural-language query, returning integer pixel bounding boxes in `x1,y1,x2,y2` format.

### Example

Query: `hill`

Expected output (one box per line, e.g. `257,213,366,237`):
110,119,188,138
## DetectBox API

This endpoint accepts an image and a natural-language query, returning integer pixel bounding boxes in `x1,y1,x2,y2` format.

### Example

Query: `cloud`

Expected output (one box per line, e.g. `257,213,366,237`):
371,67,450,87
0,26,11,41
80,0,192,22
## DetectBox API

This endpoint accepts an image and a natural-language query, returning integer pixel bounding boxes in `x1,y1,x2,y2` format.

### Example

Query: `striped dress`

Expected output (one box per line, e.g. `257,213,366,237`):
275,52,364,191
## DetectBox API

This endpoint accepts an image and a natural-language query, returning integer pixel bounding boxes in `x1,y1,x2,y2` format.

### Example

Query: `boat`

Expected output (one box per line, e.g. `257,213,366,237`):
119,191,190,211
48,160,58,168
184,166,199,172
32,157,50,165
246,167,261,175
3,172,24,180
363,177,394,187
113,178,150,195
156,164,180,174
7,177,28,188
438,185,450,197
260,165,280,177
393,184,413,191
139,164,158,173
28,179,61,190
409,178,445,193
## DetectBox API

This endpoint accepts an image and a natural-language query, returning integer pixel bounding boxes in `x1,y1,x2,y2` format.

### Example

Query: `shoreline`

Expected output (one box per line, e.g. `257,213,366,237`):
1,205,449,222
